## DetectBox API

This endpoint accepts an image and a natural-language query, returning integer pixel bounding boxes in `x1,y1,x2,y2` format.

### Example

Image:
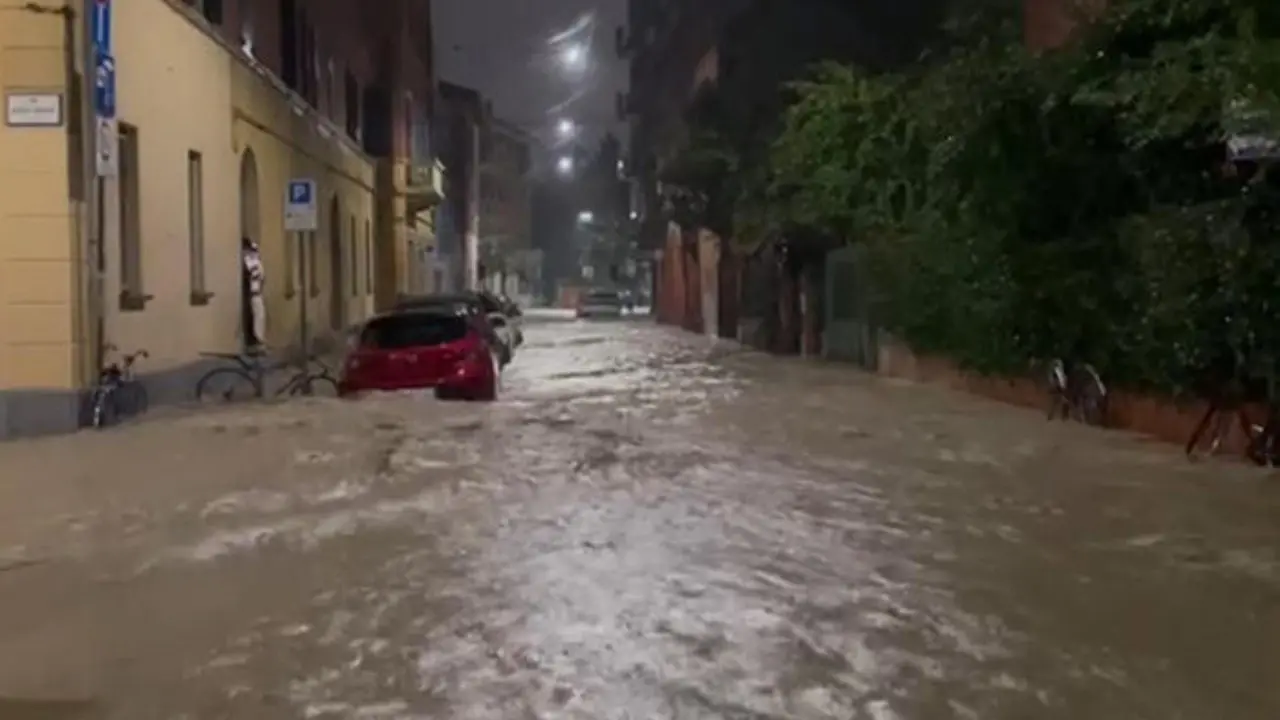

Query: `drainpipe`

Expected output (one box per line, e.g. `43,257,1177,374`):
79,0,103,386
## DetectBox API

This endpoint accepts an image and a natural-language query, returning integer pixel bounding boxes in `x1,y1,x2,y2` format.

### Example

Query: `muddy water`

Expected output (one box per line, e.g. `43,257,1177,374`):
0,312,1277,718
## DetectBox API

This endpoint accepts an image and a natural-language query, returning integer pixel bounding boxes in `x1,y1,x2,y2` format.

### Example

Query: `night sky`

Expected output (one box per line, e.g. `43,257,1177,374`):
434,0,628,158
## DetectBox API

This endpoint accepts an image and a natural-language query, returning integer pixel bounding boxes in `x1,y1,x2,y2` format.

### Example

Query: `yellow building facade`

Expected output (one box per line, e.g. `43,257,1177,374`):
0,0,376,438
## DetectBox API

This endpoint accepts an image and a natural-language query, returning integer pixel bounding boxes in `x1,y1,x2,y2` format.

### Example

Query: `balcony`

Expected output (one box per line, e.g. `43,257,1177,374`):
405,159,445,215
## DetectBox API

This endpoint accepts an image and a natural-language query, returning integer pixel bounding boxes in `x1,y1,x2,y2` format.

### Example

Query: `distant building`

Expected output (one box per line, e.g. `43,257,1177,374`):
479,118,533,296
0,0,441,438
437,81,486,292
618,0,748,249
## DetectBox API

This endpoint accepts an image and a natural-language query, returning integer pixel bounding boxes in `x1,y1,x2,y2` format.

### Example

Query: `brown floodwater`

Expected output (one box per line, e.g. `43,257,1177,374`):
0,311,1276,718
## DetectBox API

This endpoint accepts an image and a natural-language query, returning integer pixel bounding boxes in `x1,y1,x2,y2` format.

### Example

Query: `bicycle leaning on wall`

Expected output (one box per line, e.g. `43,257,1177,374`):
90,344,149,429
193,349,338,403
1044,358,1109,426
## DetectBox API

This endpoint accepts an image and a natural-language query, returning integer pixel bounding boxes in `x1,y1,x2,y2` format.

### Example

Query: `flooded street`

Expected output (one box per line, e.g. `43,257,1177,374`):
1,312,1278,719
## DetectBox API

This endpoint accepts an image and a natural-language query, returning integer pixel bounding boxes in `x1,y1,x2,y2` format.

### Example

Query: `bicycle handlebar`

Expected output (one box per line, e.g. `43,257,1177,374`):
103,344,148,368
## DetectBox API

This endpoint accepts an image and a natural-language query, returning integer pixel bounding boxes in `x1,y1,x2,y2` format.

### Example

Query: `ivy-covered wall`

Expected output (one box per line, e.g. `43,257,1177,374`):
757,0,1280,397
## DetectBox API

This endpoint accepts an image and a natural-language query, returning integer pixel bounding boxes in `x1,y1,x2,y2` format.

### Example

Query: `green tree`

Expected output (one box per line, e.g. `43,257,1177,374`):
766,0,1280,392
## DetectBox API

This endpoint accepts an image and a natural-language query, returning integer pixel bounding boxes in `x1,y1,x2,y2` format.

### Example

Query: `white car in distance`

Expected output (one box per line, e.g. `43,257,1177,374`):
577,289,624,319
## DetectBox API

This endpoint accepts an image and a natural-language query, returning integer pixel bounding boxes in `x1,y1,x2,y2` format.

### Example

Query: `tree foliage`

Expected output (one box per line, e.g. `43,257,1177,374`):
762,0,1280,394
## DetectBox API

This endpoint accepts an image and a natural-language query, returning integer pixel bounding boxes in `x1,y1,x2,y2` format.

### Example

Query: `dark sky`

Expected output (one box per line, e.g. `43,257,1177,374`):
434,0,628,156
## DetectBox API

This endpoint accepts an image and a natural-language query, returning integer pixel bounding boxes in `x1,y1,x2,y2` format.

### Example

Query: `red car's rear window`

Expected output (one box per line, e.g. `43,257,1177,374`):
360,314,469,350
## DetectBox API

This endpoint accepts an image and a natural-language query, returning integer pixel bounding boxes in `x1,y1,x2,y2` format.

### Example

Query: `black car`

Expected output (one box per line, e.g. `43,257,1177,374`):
392,292,513,365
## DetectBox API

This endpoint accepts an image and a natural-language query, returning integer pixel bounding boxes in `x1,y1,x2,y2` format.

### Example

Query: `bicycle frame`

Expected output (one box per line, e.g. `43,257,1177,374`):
197,350,334,401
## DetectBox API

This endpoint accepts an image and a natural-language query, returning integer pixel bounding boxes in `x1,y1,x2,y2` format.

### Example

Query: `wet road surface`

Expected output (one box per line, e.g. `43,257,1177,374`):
0,311,1278,718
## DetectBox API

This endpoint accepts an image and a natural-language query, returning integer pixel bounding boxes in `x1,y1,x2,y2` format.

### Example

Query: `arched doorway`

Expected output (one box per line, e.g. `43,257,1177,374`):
239,150,260,348
328,196,344,330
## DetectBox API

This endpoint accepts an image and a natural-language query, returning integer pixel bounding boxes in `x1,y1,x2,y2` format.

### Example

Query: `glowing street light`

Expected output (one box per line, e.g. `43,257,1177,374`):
557,156,573,175
577,210,594,223
560,43,586,71
557,118,576,138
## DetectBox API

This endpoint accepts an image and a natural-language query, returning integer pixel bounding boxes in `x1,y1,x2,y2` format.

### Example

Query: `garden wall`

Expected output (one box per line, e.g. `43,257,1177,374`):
875,334,1256,455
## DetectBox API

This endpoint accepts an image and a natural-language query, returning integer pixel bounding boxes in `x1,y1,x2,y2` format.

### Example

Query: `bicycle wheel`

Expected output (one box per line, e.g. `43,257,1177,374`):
1245,414,1280,467
1074,364,1108,427
90,388,117,429
120,381,148,417
287,373,339,397
1045,360,1068,420
195,367,258,403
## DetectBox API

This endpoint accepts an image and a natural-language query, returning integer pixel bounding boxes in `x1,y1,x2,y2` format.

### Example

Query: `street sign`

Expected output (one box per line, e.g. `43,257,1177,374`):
284,178,317,231
5,93,63,127
95,116,117,176
93,50,116,118
91,0,112,53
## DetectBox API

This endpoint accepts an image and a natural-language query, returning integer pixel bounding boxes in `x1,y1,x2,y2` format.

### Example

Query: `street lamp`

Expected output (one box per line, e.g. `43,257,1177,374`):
577,210,594,224
557,156,573,175
560,43,586,71
557,118,575,139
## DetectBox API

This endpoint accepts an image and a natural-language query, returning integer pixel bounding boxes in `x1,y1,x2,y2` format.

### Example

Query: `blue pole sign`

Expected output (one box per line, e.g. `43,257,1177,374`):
91,0,112,53
93,50,116,118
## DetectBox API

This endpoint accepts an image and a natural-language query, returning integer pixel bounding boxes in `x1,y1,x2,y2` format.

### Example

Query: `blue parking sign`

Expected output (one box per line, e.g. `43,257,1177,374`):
289,180,312,203
91,0,111,52
93,50,116,118
284,178,317,231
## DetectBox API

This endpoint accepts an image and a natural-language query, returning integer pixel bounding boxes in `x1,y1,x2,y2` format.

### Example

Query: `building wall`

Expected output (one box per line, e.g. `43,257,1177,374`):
103,0,374,379
438,81,484,290
0,1,81,399
0,0,395,440
189,0,436,314
350,0,436,311
227,58,376,347
480,120,532,254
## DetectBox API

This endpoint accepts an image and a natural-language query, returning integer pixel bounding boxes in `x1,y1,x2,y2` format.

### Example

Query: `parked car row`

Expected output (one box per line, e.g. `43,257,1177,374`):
337,290,523,402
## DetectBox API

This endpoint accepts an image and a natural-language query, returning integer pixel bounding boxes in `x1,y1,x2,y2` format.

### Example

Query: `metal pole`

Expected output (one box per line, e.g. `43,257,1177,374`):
298,231,309,365
94,175,105,372
81,2,105,381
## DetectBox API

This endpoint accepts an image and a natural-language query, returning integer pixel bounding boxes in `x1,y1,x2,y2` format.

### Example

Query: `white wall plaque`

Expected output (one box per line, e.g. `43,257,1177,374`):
5,92,63,127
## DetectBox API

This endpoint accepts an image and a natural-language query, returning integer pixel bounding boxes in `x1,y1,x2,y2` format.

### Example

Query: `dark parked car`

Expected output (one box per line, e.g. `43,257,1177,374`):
393,292,513,365
339,310,500,401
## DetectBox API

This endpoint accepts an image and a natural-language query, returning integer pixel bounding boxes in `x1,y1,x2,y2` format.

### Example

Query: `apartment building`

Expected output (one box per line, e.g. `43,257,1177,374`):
436,80,484,293
618,0,748,249
0,0,440,438
478,117,532,296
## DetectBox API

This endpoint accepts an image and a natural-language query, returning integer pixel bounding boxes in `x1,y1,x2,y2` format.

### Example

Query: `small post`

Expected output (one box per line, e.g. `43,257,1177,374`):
297,231,312,395
284,177,317,392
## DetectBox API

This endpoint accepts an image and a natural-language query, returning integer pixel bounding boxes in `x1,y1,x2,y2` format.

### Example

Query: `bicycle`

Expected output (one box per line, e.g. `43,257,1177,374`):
193,350,339,403
90,344,149,428
1186,375,1280,466
1045,358,1108,426
1245,400,1280,466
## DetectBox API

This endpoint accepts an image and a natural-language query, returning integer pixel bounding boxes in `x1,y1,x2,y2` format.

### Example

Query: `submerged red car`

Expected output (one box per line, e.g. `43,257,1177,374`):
338,310,500,400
